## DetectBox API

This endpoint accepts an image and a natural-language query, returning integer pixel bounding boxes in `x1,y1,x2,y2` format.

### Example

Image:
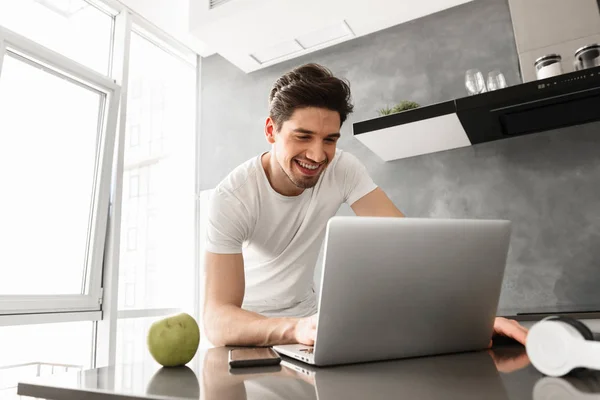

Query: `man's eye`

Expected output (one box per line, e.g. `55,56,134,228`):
298,136,311,140
325,138,337,143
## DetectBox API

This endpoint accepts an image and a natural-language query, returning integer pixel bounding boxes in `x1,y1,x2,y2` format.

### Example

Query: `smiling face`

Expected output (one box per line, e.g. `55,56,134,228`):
265,107,341,191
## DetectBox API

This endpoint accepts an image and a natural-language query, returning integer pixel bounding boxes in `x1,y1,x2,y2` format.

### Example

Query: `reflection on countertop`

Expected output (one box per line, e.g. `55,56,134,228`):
17,345,600,400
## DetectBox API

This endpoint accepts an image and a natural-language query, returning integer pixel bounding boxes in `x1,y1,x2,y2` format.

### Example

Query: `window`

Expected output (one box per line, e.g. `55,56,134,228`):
116,317,161,367
0,321,93,397
0,54,102,296
117,31,196,313
0,0,199,379
128,173,140,198
0,0,113,74
130,125,140,147
127,228,138,251
0,27,120,314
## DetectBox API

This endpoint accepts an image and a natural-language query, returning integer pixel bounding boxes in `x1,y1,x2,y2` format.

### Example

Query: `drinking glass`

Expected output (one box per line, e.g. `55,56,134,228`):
465,69,486,95
487,70,507,91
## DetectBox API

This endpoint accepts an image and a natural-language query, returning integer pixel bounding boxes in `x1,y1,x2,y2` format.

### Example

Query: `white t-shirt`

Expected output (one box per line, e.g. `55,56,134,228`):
205,149,377,318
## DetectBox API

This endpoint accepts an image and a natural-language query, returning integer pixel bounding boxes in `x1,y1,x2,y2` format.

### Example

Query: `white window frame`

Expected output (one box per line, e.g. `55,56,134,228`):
0,26,121,315
96,8,200,367
0,0,200,371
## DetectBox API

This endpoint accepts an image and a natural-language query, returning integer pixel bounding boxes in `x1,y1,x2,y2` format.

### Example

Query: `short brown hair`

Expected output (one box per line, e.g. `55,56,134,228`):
268,63,354,130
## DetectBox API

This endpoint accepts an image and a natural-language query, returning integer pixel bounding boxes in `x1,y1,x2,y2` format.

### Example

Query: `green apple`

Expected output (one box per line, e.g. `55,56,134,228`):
147,313,200,367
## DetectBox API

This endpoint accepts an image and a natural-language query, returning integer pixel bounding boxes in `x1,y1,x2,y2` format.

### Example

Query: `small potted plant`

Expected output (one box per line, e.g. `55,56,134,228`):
377,105,395,116
377,101,420,116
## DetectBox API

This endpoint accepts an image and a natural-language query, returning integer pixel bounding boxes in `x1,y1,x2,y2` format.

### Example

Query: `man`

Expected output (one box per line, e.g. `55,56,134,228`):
203,63,528,348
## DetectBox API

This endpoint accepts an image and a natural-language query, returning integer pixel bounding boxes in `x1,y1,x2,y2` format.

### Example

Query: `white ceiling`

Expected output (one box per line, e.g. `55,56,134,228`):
189,0,474,72
116,0,474,72
116,0,210,56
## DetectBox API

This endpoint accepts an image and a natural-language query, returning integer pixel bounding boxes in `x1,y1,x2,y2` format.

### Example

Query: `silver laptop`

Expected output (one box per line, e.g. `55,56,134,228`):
274,216,511,366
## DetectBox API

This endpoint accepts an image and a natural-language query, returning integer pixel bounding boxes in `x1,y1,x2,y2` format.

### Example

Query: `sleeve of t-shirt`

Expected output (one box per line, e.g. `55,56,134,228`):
336,151,378,206
204,188,249,254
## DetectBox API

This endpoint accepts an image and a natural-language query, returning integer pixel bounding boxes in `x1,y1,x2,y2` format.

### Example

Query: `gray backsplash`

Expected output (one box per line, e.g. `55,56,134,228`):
199,0,600,315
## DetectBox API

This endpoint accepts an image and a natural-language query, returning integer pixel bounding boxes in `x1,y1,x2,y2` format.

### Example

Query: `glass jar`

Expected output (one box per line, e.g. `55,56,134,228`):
573,44,600,71
534,54,563,80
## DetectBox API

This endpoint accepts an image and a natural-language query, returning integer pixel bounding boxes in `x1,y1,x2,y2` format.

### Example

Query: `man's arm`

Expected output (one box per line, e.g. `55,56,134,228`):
203,251,316,347
350,187,405,217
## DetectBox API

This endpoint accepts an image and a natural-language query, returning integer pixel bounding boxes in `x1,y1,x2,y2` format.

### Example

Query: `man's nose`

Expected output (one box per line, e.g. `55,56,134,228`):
306,141,326,163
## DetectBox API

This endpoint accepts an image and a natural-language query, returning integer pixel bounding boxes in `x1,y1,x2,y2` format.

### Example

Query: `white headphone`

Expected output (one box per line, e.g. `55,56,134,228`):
526,316,600,377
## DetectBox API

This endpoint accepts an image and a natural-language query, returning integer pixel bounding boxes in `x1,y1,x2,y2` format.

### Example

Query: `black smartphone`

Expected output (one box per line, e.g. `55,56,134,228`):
228,347,282,368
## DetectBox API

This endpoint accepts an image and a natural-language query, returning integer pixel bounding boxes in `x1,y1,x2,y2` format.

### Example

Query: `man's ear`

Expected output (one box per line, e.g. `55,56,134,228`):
265,117,277,144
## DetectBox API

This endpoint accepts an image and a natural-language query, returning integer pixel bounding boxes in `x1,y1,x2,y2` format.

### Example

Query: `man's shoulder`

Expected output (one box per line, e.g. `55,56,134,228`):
327,149,363,175
215,154,261,196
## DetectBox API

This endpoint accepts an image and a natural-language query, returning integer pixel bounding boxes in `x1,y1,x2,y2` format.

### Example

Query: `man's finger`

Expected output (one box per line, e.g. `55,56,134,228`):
494,319,528,345
509,328,528,345
507,323,529,342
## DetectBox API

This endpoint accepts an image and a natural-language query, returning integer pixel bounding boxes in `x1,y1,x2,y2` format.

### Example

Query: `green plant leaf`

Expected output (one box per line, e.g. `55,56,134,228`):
391,101,420,113
377,106,394,116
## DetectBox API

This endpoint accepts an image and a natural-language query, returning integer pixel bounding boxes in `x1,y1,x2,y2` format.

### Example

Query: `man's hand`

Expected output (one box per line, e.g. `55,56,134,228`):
294,314,318,345
492,317,529,345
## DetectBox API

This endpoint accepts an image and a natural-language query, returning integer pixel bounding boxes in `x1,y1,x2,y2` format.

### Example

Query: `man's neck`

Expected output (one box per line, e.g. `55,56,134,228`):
261,151,304,197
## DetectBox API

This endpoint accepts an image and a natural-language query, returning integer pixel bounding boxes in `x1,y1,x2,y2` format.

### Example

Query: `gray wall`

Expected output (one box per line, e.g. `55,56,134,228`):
200,0,600,315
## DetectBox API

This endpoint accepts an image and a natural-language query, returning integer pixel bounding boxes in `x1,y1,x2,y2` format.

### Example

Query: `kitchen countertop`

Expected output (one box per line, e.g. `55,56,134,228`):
17,344,600,400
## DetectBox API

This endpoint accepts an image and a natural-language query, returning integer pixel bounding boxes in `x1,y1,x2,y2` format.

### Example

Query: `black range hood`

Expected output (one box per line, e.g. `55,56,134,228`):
353,65,600,161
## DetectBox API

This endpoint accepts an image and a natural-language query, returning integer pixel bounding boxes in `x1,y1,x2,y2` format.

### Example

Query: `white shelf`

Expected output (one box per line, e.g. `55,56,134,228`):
354,113,471,162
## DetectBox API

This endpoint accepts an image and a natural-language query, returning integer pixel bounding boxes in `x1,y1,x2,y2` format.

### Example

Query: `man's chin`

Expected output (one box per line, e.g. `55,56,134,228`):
295,180,318,189
290,174,320,189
